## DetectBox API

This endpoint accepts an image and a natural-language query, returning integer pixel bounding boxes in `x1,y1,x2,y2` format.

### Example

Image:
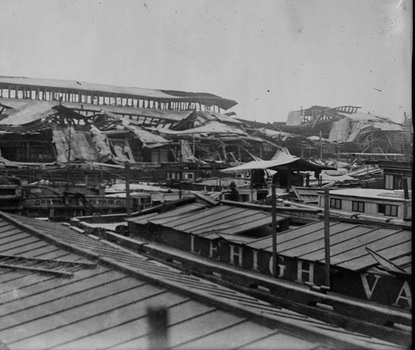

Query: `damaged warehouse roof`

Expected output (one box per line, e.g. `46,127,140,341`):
274,105,412,161
0,76,238,110
0,76,412,168
0,98,196,128
0,101,75,126
0,101,172,165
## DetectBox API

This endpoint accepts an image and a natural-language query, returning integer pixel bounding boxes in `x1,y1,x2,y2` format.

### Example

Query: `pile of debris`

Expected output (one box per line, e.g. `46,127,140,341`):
0,77,412,191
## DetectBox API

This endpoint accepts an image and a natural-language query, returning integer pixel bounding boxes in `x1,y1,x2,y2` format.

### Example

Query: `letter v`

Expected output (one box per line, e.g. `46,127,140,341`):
360,273,381,300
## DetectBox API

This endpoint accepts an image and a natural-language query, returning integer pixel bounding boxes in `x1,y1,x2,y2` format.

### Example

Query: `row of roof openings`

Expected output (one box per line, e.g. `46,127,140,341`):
0,76,238,110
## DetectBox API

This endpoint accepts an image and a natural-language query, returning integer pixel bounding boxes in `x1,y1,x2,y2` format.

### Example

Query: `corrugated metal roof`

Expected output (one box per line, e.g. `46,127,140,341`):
0,76,237,110
0,212,405,349
197,111,244,124
74,101,194,122
338,112,396,123
0,100,57,125
157,121,248,136
0,99,27,111
257,128,295,141
249,220,411,272
125,125,169,145
53,127,98,163
0,98,194,123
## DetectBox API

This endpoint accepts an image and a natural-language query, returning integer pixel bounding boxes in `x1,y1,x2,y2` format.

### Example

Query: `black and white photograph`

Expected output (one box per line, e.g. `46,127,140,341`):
0,0,412,349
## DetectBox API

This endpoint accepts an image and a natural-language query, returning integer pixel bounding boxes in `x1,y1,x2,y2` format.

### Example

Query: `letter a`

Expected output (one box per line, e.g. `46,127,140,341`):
393,281,412,309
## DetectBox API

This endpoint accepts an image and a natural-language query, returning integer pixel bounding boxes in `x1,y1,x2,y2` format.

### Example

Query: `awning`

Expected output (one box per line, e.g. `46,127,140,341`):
220,153,333,173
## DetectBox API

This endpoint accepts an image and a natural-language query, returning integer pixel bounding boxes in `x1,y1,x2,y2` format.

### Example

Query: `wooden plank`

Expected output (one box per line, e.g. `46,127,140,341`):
336,235,412,270
0,268,116,311
0,254,96,269
321,227,398,261
354,241,412,269
0,241,49,256
161,206,244,231
151,205,219,225
174,318,285,350
0,263,73,278
0,278,152,341
276,222,345,254
248,236,275,250
0,227,24,236
182,208,259,233
215,233,259,244
278,222,369,256
0,230,27,242
192,212,269,234
300,225,379,261
0,220,14,228
275,220,327,244
166,310,248,347
0,233,37,247
335,229,411,263
9,288,185,350
220,216,273,235
0,270,54,285
137,204,205,225
31,249,82,261
391,254,411,266
234,331,315,350
127,212,159,224
375,239,412,258
53,299,214,350
160,203,206,214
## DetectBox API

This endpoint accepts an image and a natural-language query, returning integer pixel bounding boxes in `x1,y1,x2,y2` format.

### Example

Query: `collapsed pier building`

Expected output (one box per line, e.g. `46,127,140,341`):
0,76,275,177
279,105,412,160
0,76,412,187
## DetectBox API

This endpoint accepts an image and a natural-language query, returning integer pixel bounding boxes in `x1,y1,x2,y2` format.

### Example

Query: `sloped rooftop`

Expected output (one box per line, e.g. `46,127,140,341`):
126,202,288,236
249,220,411,272
0,211,404,349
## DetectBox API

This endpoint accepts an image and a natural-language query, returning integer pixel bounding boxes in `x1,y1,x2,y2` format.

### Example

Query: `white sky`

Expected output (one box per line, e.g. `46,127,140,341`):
0,0,412,123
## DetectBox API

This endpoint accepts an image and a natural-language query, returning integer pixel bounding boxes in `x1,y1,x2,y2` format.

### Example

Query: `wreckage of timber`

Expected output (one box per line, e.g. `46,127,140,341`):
0,75,412,171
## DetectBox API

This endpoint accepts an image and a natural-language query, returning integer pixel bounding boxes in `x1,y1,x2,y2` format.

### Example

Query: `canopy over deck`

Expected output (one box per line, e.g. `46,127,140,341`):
220,153,333,173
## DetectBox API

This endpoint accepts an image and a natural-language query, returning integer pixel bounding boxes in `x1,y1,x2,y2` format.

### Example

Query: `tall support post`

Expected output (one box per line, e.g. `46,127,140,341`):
324,188,331,287
286,165,292,189
271,184,277,277
66,118,72,191
125,161,131,216
179,143,182,199
403,177,409,220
